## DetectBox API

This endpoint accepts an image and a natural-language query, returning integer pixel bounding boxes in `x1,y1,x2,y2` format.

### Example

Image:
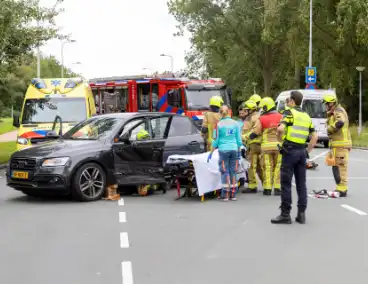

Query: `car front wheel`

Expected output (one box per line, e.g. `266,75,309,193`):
72,162,107,202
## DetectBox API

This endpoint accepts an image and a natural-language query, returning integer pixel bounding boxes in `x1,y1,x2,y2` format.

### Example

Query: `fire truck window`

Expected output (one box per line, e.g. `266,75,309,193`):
137,83,150,111
150,116,169,139
151,84,159,111
167,89,182,108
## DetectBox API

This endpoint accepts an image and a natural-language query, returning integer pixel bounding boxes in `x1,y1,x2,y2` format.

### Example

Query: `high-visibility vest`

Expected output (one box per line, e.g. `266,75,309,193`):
285,109,312,145
259,112,282,151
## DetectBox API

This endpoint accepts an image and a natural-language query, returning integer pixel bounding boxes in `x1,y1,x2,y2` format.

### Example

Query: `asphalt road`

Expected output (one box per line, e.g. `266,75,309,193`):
1,147,368,284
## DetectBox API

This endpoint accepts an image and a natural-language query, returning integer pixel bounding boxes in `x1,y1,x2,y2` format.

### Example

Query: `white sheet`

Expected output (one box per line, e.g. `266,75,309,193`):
167,149,248,196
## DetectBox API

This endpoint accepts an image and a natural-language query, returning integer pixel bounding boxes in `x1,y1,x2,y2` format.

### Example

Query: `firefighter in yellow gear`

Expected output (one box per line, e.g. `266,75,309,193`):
241,100,263,193
249,94,262,111
323,94,352,197
248,93,264,186
201,95,223,151
249,97,283,196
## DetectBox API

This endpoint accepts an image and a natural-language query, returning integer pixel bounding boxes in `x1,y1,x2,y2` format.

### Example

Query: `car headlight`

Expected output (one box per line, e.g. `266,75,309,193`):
42,157,69,167
17,137,28,145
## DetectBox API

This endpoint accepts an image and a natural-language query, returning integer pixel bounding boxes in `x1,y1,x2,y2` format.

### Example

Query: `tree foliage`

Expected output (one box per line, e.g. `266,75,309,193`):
168,0,368,122
0,0,76,117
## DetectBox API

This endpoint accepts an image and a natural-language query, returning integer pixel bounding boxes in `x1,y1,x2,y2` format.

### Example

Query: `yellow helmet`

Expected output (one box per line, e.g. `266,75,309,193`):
322,94,337,104
243,100,258,111
137,129,150,140
249,94,262,104
209,95,224,107
259,97,276,112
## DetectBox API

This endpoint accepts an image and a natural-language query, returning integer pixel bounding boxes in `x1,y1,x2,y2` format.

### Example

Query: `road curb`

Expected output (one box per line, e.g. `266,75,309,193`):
353,146,368,150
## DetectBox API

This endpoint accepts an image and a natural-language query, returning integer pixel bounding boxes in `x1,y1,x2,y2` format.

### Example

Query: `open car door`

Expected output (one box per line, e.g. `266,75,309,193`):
112,115,170,185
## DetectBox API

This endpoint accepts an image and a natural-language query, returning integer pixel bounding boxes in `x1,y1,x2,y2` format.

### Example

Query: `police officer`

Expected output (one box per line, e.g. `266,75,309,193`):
241,100,262,193
271,91,318,224
248,97,282,195
323,94,352,197
201,95,223,151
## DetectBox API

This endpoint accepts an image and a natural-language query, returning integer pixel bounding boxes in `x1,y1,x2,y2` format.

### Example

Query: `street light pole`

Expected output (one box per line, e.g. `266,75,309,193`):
356,66,365,135
37,20,41,77
61,40,76,78
160,54,174,74
309,0,313,67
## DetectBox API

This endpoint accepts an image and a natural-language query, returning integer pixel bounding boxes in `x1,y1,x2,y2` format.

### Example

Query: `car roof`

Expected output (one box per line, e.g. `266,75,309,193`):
276,89,336,100
95,112,180,119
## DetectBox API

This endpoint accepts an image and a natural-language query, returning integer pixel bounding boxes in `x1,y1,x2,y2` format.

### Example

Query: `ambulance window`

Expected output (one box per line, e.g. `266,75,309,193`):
167,89,182,108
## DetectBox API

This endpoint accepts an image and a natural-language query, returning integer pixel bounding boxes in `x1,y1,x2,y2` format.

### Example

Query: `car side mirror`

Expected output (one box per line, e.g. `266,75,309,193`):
46,130,59,139
13,114,20,128
119,132,131,144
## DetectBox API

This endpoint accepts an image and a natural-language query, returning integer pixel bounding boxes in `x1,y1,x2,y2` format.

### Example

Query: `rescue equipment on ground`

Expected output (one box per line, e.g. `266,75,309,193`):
308,189,340,199
306,161,318,169
103,184,120,200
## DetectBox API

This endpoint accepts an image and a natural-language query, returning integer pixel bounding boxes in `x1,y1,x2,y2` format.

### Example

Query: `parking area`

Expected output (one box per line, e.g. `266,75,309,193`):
1,147,368,284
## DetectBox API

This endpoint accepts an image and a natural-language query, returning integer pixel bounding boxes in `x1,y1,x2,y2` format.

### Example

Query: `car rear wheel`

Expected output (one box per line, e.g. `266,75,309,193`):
72,163,106,202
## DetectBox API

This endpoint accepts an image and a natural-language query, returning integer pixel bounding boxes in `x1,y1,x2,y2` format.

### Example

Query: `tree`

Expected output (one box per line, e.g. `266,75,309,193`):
168,0,368,122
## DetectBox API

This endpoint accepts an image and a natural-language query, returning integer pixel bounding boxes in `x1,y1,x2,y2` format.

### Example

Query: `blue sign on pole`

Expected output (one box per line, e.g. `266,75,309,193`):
305,67,317,84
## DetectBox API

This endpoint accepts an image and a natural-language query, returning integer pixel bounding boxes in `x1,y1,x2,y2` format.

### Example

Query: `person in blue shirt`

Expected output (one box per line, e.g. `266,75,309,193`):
208,105,243,201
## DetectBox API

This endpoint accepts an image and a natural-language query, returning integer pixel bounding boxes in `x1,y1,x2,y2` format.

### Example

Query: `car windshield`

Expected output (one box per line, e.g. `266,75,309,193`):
302,99,326,118
21,98,87,124
185,89,230,110
63,116,123,140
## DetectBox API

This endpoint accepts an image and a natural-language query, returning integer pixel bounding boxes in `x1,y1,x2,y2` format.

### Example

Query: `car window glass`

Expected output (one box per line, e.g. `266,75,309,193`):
120,119,150,141
150,116,169,139
168,116,197,137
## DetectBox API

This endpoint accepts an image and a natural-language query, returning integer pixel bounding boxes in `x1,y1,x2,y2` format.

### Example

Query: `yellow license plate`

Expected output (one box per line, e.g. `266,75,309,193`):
11,171,29,179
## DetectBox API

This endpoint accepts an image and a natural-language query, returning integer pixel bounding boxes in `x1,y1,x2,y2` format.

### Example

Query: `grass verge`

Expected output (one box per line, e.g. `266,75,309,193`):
0,117,16,135
0,141,16,164
350,126,368,147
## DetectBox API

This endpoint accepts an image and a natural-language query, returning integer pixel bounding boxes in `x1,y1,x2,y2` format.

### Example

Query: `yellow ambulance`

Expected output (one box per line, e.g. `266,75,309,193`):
13,78,96,150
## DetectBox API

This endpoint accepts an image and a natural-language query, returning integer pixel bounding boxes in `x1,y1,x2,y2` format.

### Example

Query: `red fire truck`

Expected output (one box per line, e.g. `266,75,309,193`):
88,75,232,124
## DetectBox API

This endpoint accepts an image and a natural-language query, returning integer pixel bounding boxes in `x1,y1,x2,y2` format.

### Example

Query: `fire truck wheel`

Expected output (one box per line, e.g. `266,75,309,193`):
72,163,107,202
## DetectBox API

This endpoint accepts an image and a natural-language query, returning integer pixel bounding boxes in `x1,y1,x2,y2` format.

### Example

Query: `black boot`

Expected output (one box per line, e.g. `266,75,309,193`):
271,212,292,224
334,190,347,197
274,188,281,196
242,188,258,193
295,212,306,224
263,189,272,196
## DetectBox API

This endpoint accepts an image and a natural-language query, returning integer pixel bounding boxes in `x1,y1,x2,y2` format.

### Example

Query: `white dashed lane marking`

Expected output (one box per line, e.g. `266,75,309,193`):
119,212,127,223
118,198,125,206
341,204,367,216
121,261,134,284
120,232,130,248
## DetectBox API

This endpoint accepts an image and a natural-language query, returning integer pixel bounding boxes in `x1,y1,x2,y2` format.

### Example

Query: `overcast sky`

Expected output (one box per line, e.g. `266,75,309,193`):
39,0,190,79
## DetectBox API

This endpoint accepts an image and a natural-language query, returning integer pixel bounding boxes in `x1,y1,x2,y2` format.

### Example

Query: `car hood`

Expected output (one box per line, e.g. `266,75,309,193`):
11,139,105,159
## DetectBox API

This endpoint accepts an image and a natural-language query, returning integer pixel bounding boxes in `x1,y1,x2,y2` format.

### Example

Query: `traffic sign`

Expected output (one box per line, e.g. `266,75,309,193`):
305,67,317,84
305,83,316,89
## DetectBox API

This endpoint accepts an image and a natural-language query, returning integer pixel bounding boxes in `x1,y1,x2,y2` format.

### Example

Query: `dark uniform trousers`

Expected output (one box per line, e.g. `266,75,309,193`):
280,146,308,213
